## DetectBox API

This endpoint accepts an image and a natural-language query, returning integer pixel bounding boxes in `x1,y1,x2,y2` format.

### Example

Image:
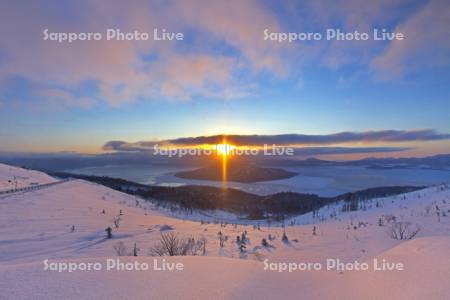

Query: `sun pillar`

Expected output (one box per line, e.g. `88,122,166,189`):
221,137,228,188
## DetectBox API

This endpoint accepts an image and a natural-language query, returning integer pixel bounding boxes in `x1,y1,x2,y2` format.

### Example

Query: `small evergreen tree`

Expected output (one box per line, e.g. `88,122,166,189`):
105,227,112,238
241,232,246,243
282,231,289,243
133,242,139,256
239,241,246,253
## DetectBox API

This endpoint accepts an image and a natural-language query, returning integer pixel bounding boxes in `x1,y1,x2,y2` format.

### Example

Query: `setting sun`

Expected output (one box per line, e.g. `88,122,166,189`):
214,142,235,185
215,143,235,156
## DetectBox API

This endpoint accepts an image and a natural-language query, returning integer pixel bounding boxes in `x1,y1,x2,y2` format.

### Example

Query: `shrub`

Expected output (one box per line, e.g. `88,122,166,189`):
133,242,139,256
387,222,420,240
113,215,121,228
113,241,127,256
218,232,226,248
151,232,184,256
383,214,397,223
150,232,204,256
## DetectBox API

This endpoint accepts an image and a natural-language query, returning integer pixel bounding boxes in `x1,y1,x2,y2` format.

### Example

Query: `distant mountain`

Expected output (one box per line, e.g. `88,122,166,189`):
266,157,335,167
1,151,450,172
348,154,450,169
266,154,450,170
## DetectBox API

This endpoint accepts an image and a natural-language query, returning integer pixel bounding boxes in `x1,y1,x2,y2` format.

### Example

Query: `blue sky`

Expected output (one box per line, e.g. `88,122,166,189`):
0,0,449,157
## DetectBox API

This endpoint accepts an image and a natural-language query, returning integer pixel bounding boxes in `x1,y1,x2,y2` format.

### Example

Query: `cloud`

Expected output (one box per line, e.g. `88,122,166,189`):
0,0,447,110
0,0,284,107
276,0,450,79
102,140,160,152
173,0,286,74
279,0,412,70
38,88,97,110
167,129,450,146
102,140,412,156
102,129,450,151
371,0,450,78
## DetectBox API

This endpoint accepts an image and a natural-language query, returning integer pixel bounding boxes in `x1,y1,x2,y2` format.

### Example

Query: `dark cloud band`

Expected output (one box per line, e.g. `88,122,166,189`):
102,129,450,152
168,130,450,146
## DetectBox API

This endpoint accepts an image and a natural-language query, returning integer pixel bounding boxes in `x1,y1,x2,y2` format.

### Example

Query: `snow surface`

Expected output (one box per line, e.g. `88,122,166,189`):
1,164,450,299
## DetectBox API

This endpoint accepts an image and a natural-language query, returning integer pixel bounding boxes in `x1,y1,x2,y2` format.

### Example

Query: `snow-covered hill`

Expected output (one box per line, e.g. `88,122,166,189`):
0,163,57,192
1,164,449,299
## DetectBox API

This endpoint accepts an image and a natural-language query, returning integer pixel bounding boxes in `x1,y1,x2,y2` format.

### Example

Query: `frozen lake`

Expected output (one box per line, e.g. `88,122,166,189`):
69,164,450,197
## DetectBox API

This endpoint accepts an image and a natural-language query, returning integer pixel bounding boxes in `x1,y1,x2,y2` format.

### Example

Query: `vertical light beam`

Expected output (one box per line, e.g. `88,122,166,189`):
221,137,228,189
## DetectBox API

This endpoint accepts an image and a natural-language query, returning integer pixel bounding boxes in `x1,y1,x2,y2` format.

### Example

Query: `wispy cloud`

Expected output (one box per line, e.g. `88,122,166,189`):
371,0,450,78
102,140,160,152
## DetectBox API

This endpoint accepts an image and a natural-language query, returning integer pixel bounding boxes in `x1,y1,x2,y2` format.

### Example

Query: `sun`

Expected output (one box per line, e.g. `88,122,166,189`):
215,143,235,156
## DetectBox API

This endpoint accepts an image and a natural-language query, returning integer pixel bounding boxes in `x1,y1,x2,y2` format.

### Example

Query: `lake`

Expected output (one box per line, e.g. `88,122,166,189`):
69,164,450,197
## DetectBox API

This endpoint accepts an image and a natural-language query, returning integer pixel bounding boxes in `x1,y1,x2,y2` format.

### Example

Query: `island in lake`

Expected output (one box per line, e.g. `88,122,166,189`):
174,163,298,183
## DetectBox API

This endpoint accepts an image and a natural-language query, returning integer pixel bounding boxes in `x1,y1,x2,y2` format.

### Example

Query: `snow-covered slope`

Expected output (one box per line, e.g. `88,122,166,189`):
335,236,450,300
1,164,449,299
0,163,57,192
1,237,449,300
